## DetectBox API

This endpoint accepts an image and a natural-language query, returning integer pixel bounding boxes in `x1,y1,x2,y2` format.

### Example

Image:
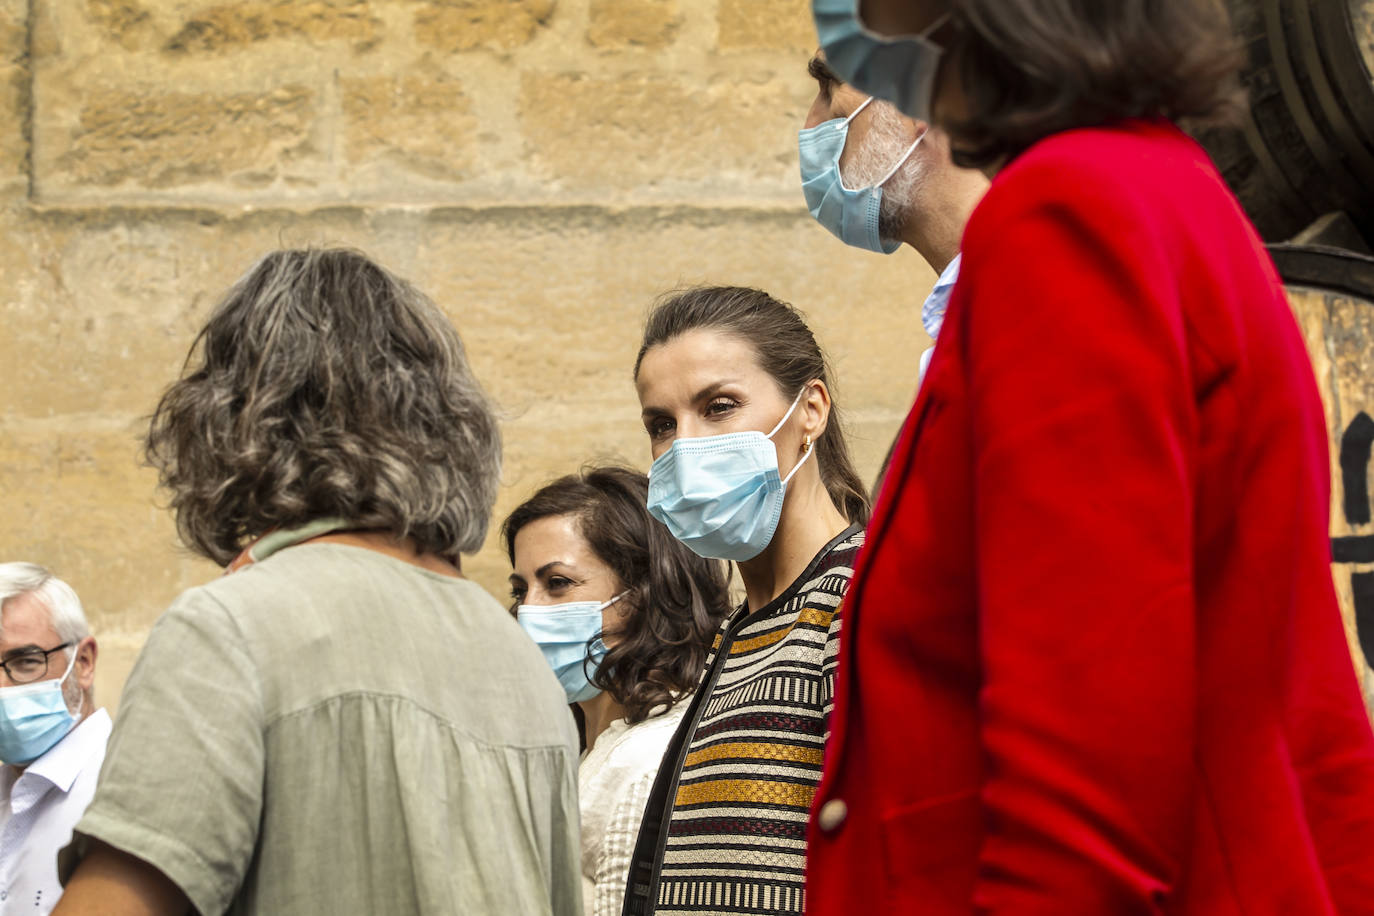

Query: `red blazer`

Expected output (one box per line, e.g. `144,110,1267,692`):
806,120,1374,914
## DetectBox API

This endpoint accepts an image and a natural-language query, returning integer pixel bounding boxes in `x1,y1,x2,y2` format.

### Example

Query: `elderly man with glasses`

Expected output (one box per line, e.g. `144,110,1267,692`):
0,563,107,915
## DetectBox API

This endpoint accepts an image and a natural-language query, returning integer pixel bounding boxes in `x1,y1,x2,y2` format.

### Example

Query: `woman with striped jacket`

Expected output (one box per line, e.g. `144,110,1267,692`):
623,286,871,916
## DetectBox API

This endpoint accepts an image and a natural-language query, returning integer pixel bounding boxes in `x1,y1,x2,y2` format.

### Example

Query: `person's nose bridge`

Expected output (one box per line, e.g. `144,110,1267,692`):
524,585,548,606
673,410,712,441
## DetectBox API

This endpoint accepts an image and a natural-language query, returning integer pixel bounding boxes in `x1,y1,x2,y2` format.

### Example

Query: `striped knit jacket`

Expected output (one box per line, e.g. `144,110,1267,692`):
621,525,865,916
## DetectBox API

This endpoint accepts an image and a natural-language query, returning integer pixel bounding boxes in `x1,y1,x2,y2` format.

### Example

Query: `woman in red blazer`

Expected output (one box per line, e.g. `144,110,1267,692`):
805,0,1374,912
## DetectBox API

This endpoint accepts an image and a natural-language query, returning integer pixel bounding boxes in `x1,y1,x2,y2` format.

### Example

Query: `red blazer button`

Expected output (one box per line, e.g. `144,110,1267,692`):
817,798,848,833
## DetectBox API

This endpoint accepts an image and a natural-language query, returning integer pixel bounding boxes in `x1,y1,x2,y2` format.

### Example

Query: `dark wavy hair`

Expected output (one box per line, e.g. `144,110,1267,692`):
502,466,731,725
941,0,1245,168
146,248,502,565
634,286,871,526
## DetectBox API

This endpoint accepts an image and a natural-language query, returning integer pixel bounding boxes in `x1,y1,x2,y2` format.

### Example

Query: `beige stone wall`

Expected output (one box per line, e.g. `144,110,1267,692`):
0,0,936,710
1291,284,1374,714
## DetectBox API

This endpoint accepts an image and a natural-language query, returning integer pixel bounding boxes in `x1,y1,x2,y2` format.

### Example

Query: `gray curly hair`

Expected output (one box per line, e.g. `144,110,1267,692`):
146,248,502,565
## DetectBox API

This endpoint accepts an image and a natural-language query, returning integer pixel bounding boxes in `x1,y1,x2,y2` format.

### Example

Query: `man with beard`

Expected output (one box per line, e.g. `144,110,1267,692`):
799,53,987,383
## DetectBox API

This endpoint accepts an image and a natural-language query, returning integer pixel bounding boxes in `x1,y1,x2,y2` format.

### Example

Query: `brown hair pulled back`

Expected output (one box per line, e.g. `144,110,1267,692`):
503,466,732,725
942,0,1245,169
634,286,871,527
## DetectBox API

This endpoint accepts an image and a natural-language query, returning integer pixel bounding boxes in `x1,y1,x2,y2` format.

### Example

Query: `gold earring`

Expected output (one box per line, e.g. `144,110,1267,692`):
803,434,813,454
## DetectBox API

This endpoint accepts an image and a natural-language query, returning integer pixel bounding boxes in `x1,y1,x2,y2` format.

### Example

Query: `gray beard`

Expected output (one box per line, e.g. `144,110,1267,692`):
840,104,927,247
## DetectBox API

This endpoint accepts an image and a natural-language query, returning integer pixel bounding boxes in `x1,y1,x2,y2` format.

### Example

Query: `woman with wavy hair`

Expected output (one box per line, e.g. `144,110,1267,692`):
503,465,731,916
55,248,581,916
803,0,1374,913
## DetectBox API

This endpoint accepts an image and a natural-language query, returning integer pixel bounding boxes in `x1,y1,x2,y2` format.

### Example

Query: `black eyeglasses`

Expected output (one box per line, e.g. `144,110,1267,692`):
0,642,73,684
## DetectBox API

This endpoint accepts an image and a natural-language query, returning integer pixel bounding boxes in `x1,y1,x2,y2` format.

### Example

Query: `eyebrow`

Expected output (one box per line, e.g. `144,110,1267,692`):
1,644,44,660
808,54,842,89
640,381,742,421
509,559,576,585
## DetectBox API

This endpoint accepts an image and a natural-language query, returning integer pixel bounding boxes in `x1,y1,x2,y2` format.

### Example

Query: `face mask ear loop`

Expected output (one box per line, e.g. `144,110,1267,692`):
780,438,815,488
839,96,876,130
920,11,952,39
875,125,928,188
766,390,808,439
599,591,628,611
57,645,78,685
769,388,816,486
590,590,632,673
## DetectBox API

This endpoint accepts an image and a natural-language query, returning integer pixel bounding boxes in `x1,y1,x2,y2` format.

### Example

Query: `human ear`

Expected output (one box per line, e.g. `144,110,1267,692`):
802,379,833,443
75,636,98,692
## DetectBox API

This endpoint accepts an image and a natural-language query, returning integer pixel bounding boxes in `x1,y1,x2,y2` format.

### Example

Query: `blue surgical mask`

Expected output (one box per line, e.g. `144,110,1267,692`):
518,593,626,704
0,649,79,766
799,96,924,254
812,0,950,123
647,391,813,562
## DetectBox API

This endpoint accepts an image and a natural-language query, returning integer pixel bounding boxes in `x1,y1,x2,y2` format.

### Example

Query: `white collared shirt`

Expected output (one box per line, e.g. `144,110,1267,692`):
0,709,110,915
918,252,962,384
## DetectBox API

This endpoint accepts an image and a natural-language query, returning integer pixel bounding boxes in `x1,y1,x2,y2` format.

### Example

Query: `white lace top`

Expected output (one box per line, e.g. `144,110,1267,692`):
579,701,689,916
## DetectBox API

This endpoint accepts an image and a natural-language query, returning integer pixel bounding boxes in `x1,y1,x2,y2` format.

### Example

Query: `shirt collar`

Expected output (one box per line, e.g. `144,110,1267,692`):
920,252,962,340
226,517,353,573
19,708,111,794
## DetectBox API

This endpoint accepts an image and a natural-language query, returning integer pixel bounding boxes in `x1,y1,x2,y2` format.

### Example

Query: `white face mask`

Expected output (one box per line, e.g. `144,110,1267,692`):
646,391,814,562
517,593,627,703
799,97,926,254
813,0,952,123
0,649,80,765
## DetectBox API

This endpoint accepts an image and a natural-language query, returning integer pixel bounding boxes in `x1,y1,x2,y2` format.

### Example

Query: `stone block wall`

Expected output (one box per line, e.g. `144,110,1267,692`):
0,0,935,709
1291,280,1374,713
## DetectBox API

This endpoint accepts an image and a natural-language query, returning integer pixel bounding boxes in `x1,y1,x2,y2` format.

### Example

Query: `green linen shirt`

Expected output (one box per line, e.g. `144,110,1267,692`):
70,543,582,916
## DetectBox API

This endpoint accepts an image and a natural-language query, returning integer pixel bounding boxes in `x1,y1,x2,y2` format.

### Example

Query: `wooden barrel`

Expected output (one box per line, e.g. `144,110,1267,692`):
1275,243,1374,716
1194,0,1374,245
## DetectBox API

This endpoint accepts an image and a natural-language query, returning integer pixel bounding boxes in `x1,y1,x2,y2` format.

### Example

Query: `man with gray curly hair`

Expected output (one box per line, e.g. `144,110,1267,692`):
0,563,107,916
56,249,581,916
